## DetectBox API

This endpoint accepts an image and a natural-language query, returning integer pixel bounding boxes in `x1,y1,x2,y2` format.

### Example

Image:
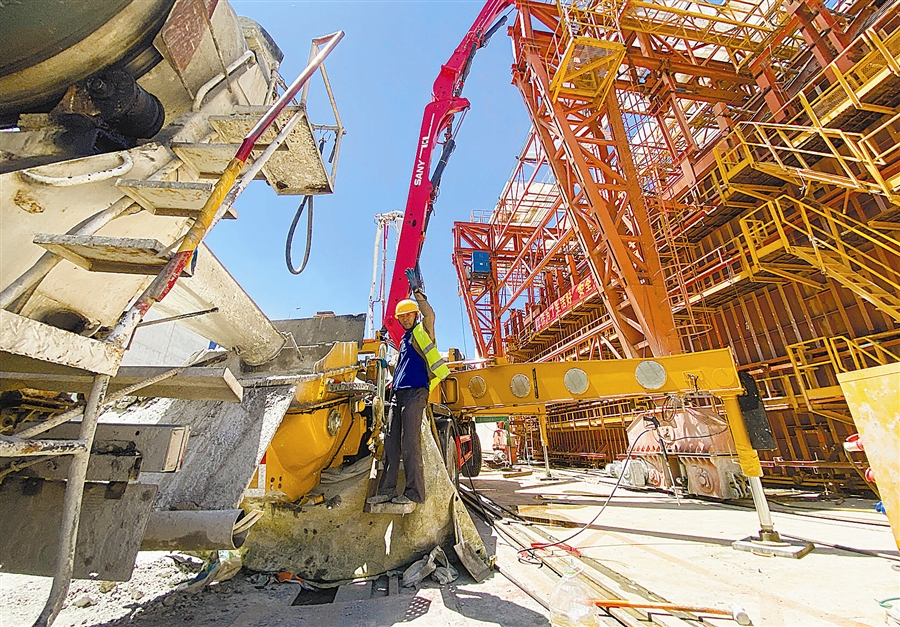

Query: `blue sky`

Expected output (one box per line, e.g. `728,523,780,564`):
207,0,530,355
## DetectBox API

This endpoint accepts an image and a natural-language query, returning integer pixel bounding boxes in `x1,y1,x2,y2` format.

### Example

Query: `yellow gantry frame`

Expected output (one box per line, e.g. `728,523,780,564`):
440,347,762,476
549,37,625,103
262,342,367,500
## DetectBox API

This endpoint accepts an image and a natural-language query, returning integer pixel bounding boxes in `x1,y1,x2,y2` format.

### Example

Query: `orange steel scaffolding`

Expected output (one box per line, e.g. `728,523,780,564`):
453,0,900,491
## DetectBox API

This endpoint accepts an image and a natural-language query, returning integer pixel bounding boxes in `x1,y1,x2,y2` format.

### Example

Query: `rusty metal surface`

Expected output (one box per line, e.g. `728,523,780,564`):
0,477,157,581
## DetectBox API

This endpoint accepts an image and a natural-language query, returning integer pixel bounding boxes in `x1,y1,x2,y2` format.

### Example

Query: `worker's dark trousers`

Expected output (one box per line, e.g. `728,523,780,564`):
377,386,428,503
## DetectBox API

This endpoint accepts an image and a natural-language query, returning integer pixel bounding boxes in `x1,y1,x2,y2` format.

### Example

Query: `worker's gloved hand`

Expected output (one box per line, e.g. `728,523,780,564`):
405,267,424,294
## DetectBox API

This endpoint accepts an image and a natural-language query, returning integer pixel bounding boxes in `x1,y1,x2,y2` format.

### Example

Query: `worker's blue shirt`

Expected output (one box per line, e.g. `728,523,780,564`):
394,328,428,389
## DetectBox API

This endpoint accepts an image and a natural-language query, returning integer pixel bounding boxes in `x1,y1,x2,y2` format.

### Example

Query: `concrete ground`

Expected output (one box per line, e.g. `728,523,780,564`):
468,467,899,627
2,467,896,626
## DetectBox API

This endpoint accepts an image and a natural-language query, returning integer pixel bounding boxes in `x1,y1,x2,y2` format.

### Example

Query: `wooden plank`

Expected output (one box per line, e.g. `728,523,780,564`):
1,366,243,403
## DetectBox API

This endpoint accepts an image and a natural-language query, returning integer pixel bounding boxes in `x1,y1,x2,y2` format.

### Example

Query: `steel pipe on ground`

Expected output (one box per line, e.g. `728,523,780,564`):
140,509,259,551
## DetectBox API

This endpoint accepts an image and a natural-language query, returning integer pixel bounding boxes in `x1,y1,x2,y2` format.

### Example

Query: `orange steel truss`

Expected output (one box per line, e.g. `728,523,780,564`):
452,0,900,490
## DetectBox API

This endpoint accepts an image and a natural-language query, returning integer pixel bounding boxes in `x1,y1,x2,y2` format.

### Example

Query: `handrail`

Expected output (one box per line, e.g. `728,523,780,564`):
786,333,900,402
740,195,900,293
719,122,900,203
104,31,344,351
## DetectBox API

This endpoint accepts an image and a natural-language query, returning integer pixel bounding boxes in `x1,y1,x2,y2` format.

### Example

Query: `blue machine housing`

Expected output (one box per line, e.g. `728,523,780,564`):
471,251,491,275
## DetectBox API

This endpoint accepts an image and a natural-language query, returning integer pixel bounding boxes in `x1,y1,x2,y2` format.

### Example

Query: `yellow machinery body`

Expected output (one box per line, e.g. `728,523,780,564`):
264,401,365,500
838,363,900,550
248,341,368,502
440,348,763,479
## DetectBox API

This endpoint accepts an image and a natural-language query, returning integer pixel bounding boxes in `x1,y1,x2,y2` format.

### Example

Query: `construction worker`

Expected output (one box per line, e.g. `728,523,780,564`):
368,277,450,505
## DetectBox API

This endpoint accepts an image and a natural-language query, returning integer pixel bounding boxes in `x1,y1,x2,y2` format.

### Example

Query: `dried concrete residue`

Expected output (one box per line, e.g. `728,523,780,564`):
241,416,488,582
103,386,296,511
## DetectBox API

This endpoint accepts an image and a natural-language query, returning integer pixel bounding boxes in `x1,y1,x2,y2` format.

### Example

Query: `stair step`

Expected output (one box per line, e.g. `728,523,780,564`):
33,234,194,277
170,142,266,179
115,179,238,219
365,500,417,515
208,106,332,196
792,247,900,318
363,457,417,515
0,310,122,376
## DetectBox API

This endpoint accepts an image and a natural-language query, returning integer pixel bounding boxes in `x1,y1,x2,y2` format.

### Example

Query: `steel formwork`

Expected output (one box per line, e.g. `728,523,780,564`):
453,0,900,490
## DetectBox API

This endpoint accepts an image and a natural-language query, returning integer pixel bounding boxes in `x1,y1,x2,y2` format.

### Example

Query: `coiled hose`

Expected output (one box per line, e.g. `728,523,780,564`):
286,195,313,274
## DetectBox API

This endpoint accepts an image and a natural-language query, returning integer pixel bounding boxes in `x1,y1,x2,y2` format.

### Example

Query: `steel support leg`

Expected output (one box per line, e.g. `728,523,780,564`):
722,395,812,556
721,395,776,537
748,475,780,542
32,374,110,627
537,412,554,479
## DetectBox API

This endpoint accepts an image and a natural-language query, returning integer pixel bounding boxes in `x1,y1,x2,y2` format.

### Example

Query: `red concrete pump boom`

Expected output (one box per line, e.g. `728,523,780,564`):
383,0,513,347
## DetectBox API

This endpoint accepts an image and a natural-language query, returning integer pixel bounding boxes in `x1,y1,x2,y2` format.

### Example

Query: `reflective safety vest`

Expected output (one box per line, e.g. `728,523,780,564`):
411,322,451,391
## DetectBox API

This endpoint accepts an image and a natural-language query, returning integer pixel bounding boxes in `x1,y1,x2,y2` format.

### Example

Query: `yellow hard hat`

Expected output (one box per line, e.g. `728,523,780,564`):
395,299,420,316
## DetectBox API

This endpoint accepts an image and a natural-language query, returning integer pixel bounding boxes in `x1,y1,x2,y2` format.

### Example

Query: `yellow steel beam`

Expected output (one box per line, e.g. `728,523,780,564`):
440,347,742,412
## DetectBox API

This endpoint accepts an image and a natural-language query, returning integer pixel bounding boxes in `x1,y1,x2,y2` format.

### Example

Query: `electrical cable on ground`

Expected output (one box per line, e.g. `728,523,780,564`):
467,473,494,529
515,428,654,564
286,195,313,274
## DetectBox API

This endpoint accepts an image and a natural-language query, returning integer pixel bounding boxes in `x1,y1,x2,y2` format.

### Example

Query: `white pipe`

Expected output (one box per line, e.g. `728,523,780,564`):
19,153,133,186
192,50,254,111
0,197,138,310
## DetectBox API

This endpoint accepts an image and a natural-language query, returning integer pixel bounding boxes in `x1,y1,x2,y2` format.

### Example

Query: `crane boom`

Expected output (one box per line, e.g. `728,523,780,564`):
383,0,513,347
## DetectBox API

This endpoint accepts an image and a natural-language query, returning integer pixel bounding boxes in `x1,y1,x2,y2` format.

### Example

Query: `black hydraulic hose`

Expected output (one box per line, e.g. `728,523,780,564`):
483,15,508,45
430,137,456,194
286,195,313,275
517,428,654,561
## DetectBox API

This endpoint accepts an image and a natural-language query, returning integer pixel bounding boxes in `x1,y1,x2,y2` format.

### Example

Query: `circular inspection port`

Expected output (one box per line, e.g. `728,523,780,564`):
468,375,487,398
510,373,531,398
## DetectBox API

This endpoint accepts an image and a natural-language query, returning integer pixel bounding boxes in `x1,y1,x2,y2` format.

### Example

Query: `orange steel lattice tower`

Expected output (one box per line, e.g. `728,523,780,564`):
453,0,900,490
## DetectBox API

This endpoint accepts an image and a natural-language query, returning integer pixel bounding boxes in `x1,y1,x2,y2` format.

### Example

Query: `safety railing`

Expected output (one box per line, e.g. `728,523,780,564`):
716,122,900,203
739,195,900,321
561,0,799,61
786,333,900,406
754,370,805,412
795,19,900,128
521,306,617,362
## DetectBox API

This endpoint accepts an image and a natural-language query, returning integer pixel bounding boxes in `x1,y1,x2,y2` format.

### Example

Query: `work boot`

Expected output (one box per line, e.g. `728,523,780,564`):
391,494,413,505
366,494,392,505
